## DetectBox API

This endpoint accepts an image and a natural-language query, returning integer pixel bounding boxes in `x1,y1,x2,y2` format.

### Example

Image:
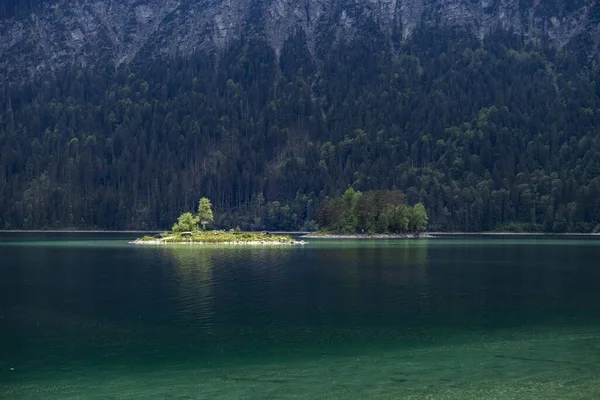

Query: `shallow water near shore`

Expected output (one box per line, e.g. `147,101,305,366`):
2,233,600,399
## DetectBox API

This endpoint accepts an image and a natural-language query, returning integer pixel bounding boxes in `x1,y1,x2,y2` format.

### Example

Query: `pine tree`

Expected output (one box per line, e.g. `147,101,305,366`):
197,198,214,230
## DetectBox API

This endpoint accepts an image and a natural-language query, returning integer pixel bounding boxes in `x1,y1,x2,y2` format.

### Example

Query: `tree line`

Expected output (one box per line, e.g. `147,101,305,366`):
317,188,428,233
1,25,600,232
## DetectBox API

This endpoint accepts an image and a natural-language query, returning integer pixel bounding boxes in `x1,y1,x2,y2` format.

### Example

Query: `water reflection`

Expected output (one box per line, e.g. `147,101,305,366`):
160,246,216,332
305,240,432,327
160,246,299,330
4,234,600,391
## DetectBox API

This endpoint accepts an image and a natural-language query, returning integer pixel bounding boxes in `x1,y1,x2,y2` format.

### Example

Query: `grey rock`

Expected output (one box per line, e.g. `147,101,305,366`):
0,0,598,83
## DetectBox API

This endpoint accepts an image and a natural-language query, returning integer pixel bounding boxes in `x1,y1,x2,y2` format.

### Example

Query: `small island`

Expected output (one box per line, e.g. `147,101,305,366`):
134,197,306,245
307,188,430,239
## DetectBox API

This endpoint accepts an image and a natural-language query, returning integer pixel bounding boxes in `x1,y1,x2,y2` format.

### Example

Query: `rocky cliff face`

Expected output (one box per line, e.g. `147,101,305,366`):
1,0,598,82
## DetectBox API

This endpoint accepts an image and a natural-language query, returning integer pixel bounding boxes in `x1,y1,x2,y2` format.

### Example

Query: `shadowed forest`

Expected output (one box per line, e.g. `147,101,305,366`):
1,24,600,232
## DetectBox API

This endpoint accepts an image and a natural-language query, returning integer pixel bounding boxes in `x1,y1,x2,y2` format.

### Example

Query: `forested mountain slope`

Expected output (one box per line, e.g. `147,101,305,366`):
1,1,600,232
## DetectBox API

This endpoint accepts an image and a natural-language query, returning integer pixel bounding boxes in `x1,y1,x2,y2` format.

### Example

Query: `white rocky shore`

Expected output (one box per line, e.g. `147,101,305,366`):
132,237,307,246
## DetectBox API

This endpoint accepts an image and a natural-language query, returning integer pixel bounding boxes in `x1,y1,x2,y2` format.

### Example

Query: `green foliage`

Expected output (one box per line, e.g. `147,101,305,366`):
171,212,199,233
389,205,410,233
317,188,428,233
159,230,294,244
410,203,429,233
494,222,542,233
197,197,214,230
1,27,600,232
302,220,319,232
341,187,362,232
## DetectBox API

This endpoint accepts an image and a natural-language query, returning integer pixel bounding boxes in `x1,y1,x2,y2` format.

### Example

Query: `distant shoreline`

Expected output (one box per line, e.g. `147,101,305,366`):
429,232,600,237
0,230,312,234
303,232,600,239
0,230,159,233
302,233,434,239
0,230,598,237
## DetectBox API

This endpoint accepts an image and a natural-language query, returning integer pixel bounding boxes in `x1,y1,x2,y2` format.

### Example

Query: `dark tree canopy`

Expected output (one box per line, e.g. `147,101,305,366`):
0,0,51,19
1,26,600,232
316,188,428,234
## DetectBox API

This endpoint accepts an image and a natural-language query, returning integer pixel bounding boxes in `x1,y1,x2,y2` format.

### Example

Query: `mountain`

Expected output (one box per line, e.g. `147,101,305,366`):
1,0,599,83
0,1,600,232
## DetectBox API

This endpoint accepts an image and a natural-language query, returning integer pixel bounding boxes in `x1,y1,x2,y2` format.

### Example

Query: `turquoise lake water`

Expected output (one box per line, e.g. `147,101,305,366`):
1,233,600,399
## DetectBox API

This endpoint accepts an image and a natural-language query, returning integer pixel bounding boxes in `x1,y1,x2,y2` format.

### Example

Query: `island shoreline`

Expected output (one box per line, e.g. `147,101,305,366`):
133,230,307,246
132,239,307,246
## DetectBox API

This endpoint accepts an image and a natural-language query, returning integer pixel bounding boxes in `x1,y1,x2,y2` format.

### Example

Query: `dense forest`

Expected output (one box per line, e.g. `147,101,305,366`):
317,189,429,234
1,24,600,232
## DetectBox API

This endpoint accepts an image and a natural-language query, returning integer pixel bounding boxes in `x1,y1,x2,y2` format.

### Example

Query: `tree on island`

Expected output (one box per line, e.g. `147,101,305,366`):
197,197,214,230
316,188,429,234
170,197,213,232
172,212,199,232
410,203,429,233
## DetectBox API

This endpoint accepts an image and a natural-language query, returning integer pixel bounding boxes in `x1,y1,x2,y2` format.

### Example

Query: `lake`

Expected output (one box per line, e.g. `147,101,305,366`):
1,233,600,399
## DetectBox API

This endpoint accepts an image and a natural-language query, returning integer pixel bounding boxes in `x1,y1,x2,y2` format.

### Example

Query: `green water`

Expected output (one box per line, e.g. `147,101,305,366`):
1,233,600,399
